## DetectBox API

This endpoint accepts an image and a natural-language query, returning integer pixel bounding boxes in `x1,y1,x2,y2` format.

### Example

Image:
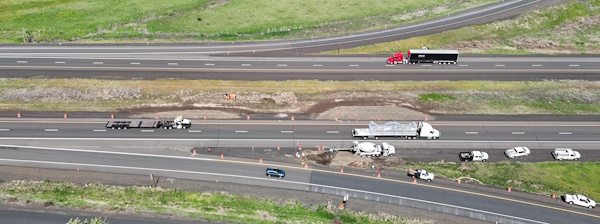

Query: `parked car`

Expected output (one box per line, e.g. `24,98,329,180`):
565,194,596,209
266,167,285,178
505,146,530,158
552,148,581,161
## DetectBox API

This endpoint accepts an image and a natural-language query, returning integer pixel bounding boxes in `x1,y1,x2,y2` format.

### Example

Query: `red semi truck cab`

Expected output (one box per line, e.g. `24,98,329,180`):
387,52,404,64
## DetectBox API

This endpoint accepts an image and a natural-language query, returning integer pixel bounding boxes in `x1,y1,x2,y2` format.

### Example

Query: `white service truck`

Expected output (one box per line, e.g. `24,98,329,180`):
565,194,596,209
106,115,191,130
459,151,489,162
408,169,435,182
334,141,395,157
352,121,440,140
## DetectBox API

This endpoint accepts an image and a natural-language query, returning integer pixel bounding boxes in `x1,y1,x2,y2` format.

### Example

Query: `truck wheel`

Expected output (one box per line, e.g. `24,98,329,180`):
363,137,367,140
589,206,594,209
183,126,187,129
375,137,379,140
164,126,167,129
118,127,121,129
569,201,573,205
559,158,562,161
427,179,431,182
482,159,487,162
575,158,578,161
111,127,115,129
169,126,173,129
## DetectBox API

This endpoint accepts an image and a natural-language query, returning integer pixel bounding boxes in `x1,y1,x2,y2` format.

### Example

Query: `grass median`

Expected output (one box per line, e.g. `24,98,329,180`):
392,162,600,200
0,0,498,43
1,78,600,115
327,0,600,55
0,181,406,224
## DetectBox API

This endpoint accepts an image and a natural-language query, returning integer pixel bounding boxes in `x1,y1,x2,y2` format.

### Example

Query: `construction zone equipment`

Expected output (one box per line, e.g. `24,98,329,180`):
352,121,440,140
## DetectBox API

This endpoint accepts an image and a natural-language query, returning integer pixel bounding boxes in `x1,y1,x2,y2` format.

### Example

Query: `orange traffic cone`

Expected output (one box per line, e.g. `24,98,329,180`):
204,114,207,120
111,113,114,119
192,149,197,155
377,172,381,178
221,154,224,159
377,116,381,120
298,144,302,150
413,177,417,183
247,115,250,120
458,178,461,184
259,157,263,163
335,115,338,121
64,113,68,119
507,186,512,192
305,163,308,168
340,168,344,173
17,112,21,118
425,115,428,121
156,114,159,119
291,115,294,120
552,193,556,199
277,145,280,150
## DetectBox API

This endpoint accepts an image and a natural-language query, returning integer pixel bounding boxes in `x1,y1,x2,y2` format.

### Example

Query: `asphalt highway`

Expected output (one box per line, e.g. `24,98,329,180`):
0,145,598,224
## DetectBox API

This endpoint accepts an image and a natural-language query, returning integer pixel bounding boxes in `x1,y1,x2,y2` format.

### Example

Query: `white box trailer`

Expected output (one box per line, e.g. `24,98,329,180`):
352,121,440,140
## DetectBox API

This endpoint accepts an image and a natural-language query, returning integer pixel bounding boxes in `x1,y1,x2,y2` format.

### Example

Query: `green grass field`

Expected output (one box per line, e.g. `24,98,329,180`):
0,0,498,43
396,162,600,200
0,181,402,224
328,0,600,54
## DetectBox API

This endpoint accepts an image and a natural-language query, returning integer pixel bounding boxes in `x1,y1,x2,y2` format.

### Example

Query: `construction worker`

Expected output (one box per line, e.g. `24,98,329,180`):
371,164,375,170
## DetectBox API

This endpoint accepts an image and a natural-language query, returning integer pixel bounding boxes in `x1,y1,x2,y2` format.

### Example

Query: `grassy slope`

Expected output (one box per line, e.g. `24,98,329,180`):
0,0,498,43
328,0,600,54
396,162,600,200
2,79,600,114
0,181,399,224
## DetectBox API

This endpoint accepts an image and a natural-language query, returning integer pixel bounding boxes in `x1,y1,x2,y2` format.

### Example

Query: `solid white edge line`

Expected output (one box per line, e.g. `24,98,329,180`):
92,130,106,132
0,158,549,224
512,132,525,135
0,144,213,161
44,129,58,132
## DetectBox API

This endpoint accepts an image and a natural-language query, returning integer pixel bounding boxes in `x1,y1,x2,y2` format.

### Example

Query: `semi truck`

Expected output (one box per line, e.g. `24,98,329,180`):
387,49,459,64
333,141,395,157
106,115,191,130
352,121,440,140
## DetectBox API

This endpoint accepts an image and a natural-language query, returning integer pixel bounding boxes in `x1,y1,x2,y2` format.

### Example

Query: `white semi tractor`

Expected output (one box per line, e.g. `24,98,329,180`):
352,121,440,140
333,141,395,157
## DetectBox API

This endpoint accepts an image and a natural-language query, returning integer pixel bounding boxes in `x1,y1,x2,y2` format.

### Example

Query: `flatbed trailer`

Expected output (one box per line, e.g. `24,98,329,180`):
106,120,162,129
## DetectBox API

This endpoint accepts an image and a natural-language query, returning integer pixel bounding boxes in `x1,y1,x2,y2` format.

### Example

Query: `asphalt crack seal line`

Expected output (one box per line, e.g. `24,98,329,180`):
0,158,548,224
0,144,598,220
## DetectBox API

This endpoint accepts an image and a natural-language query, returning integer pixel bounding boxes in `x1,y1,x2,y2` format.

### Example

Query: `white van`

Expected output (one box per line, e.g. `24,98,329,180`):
552,148,580,161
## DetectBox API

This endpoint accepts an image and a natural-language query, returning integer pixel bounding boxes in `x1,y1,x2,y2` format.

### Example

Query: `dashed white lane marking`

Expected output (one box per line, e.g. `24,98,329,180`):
167,63,178,66
55,61,65,64
235,130,248,133
313,64,323,67
465,132,478,134
241,64,251,66
204,63,215,66
93,62,103,65
569,64,580,67
495,64,505,67
0,129,9,131
188,130,202,133
130,62,140,65
45,129,58,132
532,65,542,67
385,64,395,67
17,61,27,64
281,131,294,133
349,65,359,67
559,132,572,135
326,131,339,134
141,130,154,132
512,132,525,135
92,130,106,132
422,64,432,67
458,64,468,67
277,64,287,67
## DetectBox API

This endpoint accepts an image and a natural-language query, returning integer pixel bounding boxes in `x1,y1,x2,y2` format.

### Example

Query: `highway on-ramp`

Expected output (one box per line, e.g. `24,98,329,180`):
0,144,598,224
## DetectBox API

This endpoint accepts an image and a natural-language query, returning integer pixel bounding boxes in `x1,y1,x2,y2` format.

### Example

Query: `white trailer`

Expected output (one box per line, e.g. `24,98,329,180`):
352,121,440,140
106,115,191,130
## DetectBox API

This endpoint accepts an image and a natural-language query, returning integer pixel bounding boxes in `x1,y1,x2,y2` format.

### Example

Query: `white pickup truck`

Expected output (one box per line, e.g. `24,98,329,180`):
552,148,581,161
408,169,435,182
459,151,489,162
565,194,596,209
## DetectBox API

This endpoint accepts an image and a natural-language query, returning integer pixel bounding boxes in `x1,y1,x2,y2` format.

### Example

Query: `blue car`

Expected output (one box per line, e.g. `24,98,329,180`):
266,167,285,178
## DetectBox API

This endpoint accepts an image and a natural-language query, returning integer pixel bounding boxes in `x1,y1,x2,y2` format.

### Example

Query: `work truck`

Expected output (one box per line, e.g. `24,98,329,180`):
407,169,435,182
387,48,459,64
106,115,191,130
459,151,489,162
333,141,395,157
352,121,440,140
